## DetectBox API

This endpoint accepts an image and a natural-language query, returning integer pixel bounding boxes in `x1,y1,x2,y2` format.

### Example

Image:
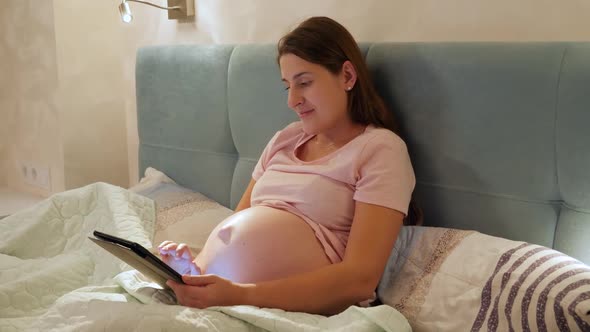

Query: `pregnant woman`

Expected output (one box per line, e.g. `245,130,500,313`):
158,16,419,316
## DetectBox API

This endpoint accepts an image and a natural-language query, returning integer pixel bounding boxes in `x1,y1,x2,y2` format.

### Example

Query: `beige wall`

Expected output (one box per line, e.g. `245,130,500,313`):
0,0,64,196
53,1,131,190
1,0,589,194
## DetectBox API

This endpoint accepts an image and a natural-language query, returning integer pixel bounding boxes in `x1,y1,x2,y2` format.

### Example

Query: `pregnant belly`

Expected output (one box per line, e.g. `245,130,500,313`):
194,206,331,283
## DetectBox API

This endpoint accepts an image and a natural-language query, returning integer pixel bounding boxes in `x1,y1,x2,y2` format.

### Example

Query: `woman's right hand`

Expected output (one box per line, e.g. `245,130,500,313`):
158,241,201,276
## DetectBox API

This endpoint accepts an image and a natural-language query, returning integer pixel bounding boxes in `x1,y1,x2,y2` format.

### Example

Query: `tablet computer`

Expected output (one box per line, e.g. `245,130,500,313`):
89,230,184,290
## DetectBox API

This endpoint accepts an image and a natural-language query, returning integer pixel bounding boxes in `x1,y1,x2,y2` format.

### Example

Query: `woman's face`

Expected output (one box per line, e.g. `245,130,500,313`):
279,53,350,135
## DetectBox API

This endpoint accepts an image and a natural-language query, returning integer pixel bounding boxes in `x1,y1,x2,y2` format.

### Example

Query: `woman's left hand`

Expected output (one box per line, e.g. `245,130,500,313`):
167,274,248,309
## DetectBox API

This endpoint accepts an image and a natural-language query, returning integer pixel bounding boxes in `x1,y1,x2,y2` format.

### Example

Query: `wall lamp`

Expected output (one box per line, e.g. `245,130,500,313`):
118,0,195,23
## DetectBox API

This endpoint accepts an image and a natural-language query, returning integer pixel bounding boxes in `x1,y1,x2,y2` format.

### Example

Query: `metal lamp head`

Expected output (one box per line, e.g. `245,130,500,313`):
118,1,133,23
118,0,195,23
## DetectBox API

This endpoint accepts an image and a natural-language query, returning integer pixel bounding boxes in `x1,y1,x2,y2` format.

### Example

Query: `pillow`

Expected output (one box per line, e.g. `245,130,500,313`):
378,226,590,332
130,167,233,255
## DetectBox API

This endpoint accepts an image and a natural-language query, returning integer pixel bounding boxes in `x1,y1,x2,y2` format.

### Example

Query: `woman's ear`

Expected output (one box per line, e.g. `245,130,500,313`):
341,60,357,91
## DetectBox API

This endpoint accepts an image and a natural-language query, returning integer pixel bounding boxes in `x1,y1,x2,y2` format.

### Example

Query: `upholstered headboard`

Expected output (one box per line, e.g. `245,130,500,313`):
136,42,590,264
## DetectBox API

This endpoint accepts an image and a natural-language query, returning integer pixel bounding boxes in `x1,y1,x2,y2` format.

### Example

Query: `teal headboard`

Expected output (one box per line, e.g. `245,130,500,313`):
136,42,590,264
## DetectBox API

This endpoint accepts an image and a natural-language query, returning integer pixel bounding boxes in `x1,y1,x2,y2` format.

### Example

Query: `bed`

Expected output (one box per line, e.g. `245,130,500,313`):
1,42,589,331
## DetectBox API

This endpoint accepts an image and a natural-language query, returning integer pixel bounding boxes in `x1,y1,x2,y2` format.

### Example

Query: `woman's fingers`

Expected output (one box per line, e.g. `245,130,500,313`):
162,243,179,251
166,280,207,308
157,240,175,249
182,274,217,286
176,243,188,256
158,242,179,257
189,261,202,275
158,242,193,260
175,244,194,260
160,242,183,254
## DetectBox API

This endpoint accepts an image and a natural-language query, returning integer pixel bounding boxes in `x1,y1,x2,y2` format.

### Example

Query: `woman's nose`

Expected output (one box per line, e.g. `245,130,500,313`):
287,88,303,109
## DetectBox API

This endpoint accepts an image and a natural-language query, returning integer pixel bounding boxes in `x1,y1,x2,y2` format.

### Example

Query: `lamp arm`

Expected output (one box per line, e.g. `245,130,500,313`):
125,0,181,11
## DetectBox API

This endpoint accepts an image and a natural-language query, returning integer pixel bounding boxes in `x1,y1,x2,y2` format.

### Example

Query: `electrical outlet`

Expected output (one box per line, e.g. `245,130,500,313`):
20,161,51,191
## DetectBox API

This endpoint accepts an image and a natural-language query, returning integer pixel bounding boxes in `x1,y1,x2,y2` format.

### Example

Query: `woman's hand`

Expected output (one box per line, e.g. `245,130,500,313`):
158,241,200,275
167,274,249,309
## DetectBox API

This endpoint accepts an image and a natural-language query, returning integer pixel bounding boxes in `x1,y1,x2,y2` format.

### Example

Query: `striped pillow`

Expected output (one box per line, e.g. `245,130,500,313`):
378,226,590,332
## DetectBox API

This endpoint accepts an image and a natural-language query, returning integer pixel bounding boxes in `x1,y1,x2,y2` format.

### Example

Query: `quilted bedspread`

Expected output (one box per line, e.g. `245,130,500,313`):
0,182,410,331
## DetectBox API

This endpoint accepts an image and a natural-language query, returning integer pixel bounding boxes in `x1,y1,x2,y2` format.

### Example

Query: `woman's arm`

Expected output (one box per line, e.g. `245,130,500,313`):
241,201,404,315
234,178,256,213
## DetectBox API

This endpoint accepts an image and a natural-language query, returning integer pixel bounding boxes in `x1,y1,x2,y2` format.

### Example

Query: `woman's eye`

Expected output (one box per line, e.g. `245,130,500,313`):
283,81,311,91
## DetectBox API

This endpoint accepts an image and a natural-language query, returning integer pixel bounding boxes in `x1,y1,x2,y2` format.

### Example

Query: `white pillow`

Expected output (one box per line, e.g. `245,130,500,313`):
129,167,176,193
130,167,233,254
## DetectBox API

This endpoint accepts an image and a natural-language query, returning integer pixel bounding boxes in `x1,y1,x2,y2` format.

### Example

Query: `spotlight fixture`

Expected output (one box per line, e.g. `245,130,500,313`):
118,1,133,23
118,0,195,23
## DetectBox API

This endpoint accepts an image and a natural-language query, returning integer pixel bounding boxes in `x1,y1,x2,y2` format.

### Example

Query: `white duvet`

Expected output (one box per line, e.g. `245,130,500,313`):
0,183,410,331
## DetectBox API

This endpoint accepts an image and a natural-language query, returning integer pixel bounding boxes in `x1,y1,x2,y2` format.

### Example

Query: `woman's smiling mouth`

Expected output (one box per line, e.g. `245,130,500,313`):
298,109,315,118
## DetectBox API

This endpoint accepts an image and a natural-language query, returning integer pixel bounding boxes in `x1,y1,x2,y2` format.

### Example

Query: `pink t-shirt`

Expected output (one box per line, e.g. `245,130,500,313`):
251,121,416,264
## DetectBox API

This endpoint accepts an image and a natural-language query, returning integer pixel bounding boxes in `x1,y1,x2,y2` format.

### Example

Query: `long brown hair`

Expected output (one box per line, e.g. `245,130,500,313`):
277,16,423,226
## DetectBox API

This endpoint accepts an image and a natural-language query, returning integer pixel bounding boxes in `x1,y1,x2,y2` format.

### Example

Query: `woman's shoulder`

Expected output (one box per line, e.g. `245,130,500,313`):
273,121,305,141
264,121,304,149
363,125,408,151
281,121,304,135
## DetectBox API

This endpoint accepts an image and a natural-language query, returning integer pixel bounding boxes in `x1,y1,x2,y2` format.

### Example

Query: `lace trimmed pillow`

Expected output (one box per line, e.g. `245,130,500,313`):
130,167,233,255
